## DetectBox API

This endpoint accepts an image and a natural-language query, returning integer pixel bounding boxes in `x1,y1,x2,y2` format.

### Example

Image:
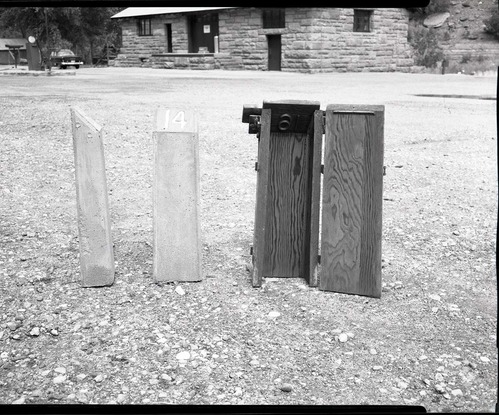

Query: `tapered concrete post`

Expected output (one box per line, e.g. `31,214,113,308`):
153,108,202,282
70,107,115,287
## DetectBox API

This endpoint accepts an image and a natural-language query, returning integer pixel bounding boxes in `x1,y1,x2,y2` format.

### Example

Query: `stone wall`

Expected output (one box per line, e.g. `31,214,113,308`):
114,8,414,72
114,14,190,67
304,8,414,72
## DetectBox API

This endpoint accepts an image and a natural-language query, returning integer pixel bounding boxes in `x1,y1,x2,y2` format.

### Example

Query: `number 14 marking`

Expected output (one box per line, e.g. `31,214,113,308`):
164,110,187,131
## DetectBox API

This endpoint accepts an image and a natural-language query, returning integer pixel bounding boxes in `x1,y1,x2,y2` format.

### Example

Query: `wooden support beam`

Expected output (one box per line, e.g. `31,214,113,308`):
70,107,115,287
320,104,384,298
153,108,202,282
251,108,271,287
307,110,324,287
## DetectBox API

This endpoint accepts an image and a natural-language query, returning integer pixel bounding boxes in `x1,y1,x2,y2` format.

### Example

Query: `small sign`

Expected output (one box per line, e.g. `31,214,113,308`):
203,25,210,34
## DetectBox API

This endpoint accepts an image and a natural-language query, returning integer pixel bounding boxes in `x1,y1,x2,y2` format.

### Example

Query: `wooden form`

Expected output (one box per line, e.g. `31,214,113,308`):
320,105,384,298
153,108,202,282
243,102,384,298
244,100,320,287
70,107,115,287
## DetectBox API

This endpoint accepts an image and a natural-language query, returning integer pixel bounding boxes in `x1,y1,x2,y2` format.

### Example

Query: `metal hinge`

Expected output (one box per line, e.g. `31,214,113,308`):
320,165,324,174
317,254,321,264
250,246,253,256
255,162,258,172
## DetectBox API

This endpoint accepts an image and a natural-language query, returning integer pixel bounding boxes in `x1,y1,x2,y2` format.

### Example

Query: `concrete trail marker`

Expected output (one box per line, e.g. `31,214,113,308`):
70,107,115,287
153,108,202,282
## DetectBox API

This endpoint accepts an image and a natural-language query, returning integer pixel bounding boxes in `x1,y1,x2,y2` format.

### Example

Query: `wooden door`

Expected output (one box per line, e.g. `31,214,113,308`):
320,105,384,298
189,13,219,53
267,35,281,71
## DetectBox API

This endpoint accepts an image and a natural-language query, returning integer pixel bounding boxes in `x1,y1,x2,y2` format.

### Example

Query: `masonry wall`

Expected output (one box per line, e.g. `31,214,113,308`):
114,8,414,72
304,8,414,72
115,14,190,67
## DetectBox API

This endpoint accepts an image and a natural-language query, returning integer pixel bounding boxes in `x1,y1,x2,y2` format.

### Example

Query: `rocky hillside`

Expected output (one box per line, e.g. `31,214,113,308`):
416,0,499,72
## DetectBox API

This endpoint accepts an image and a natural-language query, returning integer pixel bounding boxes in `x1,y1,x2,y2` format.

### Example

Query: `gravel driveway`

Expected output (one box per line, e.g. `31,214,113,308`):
0,67,496,411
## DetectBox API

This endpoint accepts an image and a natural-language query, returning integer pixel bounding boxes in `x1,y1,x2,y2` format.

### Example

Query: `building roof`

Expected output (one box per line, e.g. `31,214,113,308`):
0,38,27,50
111,7,238,19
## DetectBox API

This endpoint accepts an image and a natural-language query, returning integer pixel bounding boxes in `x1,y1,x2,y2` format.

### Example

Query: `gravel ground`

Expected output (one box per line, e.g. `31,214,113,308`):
0,67,497,411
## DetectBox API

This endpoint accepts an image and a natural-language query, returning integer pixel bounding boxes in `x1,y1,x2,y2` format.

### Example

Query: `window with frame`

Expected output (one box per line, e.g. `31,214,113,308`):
138,18,152,36
262,8,285,29
353,9,372,32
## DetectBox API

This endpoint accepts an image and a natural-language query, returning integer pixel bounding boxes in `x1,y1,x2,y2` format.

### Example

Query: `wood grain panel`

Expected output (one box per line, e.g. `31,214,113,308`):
263,130,310,277
320,105,384,297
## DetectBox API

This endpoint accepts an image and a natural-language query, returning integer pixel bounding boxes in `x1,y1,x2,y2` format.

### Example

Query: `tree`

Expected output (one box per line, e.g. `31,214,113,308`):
483,1,499,39
0,7,123,68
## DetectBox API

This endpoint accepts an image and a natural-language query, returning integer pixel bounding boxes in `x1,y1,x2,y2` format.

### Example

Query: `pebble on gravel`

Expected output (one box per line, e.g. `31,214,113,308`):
338,333,349,343
175,286,186,296
280,384,293,392
76,391,88,403
12,396,26,404
94,374,104,382
54,367,66,374
29,327,40,337
53,375,66,384
176,351,190,361
372,366,383,371
31,390,42,397
7,322,18,331
116,393,126,403
268,311,281,319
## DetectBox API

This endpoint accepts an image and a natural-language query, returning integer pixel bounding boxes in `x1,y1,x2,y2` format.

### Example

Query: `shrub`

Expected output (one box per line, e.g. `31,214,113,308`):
484,4,499,39
409,25,445,68
460,53,472,64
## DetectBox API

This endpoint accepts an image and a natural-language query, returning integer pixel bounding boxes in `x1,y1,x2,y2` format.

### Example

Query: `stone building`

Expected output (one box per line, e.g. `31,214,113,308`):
111,7,414,72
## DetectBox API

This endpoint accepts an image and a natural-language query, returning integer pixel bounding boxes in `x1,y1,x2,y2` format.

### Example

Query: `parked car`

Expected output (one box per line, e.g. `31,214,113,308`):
51,49,84,69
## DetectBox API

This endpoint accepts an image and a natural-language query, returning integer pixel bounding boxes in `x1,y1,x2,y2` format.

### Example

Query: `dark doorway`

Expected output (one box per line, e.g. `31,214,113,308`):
188,13,219,53
267,35,281,71
165,24,173,53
